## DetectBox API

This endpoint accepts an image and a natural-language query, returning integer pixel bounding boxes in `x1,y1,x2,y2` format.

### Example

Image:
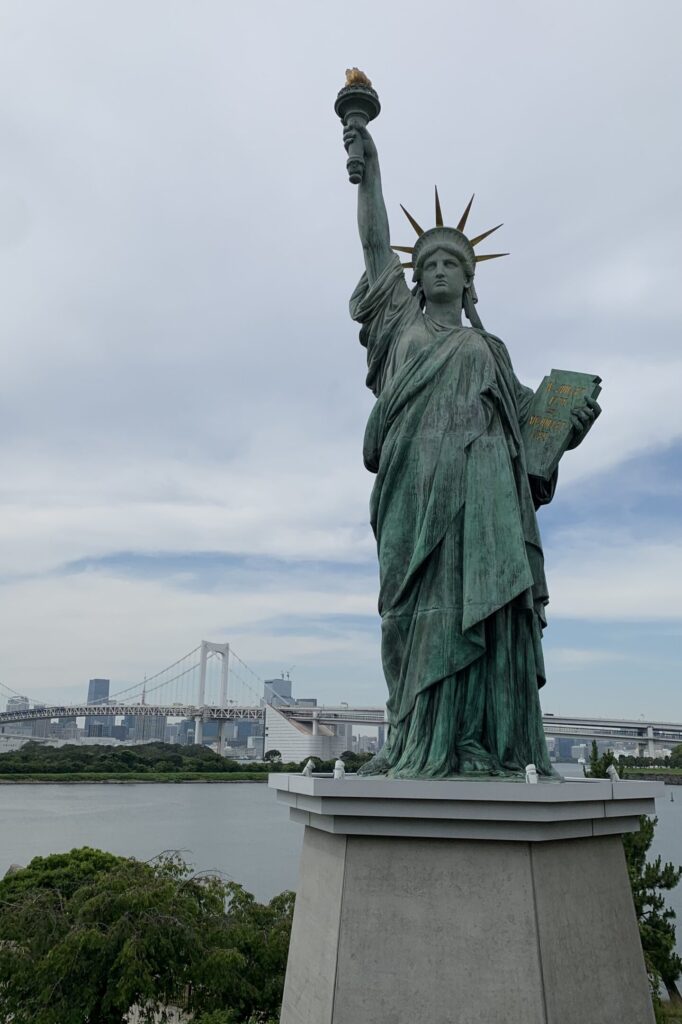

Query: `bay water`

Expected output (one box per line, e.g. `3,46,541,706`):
2,778,681,950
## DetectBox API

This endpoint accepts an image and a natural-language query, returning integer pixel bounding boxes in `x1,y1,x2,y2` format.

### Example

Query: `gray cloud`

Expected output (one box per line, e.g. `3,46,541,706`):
1,0,681,708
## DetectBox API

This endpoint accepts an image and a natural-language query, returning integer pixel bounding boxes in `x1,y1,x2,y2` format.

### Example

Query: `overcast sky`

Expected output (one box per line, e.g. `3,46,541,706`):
0,0,681,718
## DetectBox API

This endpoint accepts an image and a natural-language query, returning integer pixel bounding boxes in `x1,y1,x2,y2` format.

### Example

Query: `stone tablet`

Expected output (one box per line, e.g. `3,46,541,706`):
522,368,602,480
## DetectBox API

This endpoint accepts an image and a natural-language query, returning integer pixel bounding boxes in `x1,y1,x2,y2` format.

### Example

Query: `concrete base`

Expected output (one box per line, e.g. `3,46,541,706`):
271,775,662,1024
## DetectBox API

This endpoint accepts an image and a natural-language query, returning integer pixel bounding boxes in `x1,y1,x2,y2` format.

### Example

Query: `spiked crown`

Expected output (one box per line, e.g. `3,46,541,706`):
392,188,508,279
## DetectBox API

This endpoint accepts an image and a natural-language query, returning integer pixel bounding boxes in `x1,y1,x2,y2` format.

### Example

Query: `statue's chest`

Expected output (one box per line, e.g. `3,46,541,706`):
397,323,494,382
413,331,499,435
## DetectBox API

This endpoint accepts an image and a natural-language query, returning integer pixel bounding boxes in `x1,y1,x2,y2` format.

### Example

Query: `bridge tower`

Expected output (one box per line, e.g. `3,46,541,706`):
194,641,230,749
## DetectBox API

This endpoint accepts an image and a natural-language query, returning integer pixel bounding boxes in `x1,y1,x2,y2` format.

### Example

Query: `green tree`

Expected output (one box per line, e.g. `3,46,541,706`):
624,817,682,1004
588,739,619,778
588,742,682,1008
0,847,293,1024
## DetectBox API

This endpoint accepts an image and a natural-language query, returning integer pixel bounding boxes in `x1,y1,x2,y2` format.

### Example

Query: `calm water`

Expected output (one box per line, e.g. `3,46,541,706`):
0,782,301,900
2,779,682,940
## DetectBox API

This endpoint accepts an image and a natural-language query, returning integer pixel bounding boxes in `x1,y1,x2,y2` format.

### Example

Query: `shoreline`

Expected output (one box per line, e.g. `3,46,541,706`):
0,773,269,785
623,771,682,786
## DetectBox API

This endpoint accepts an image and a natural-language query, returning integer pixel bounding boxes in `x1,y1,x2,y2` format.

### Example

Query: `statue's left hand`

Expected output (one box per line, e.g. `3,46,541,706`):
567,395,601,449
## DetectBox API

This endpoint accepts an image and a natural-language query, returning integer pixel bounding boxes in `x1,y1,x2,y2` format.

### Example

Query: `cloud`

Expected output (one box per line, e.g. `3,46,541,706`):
1,1,681,712
545,647,630,668
0,560,381,704
547,535,682,620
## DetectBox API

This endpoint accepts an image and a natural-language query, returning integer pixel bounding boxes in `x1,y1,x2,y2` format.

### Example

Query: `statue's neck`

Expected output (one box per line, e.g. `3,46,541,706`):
424,300,463,328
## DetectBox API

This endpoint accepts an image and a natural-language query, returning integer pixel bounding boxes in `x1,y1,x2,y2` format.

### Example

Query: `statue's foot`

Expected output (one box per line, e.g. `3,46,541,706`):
460,755,500,775
358,751,392,776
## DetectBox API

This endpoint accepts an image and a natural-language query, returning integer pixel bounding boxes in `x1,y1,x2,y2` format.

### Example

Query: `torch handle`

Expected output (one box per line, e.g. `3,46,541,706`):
344,113,368,185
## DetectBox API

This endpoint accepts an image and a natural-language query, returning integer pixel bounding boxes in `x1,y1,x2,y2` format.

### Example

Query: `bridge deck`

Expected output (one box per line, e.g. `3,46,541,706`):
1,705,681,744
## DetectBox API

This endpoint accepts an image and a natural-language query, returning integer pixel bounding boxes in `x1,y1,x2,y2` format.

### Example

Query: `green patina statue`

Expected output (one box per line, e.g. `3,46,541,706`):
336,71,601,780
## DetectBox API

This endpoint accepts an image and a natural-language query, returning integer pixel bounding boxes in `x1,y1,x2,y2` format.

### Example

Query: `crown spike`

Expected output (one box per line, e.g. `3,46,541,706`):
469,224,503,247
391,244,415,254
434,186,443,227
457,194,475,231
475,252,509,263
400,204,424,236
400,261,414,268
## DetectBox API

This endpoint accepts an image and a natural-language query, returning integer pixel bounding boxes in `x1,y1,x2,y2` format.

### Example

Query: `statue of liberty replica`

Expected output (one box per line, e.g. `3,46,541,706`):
273,75,658,1024
336,70,600,780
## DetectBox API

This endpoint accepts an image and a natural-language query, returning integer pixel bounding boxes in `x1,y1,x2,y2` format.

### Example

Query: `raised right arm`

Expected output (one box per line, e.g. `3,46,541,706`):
343,123,392,286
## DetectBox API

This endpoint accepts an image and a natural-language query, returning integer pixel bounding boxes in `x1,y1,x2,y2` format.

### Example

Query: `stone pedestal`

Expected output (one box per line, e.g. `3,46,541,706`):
269,774,663,1024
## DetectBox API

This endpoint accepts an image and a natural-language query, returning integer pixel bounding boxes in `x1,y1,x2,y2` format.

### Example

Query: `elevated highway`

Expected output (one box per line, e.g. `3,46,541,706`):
1,704,679,756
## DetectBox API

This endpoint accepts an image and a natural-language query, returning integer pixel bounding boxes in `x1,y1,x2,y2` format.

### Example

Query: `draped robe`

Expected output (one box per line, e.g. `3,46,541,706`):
351,256,555,777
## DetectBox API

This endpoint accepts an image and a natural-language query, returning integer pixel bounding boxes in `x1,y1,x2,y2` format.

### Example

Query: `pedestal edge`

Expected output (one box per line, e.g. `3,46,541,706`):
270,773,663,841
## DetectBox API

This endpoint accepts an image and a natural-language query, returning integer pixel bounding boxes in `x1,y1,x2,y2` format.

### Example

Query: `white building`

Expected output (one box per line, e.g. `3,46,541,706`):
263,705,350,763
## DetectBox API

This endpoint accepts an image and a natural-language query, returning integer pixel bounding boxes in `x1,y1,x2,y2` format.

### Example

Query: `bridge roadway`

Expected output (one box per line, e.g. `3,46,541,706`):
1,704,681,751
0,704,264,725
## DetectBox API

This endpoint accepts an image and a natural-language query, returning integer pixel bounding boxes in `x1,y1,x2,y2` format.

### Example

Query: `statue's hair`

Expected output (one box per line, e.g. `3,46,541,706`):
412,228,476,282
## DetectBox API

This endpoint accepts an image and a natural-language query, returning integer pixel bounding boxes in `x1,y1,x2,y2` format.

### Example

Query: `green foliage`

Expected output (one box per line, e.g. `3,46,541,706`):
619,755,675,770
0,742,376,781
624,816,682,1003
267,751,374,775
193,1014,278,1024
0,771,268,783
669,747,682,769
587,740,621,779
659,1003,682,1022
588,743,682,1006
0,847,293,1024
0,741,273,778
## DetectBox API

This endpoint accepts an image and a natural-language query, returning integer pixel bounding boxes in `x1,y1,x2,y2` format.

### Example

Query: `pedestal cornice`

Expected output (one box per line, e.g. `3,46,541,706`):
269,773,664,842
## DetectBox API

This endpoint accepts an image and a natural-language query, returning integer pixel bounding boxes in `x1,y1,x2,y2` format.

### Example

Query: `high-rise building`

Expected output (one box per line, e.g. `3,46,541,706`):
31,704,49,739
5,696,32,736
263,678,293,707
50,716,78,740
177,719,196,745
165,722,180,744
87,678,109,705
6,695,29,713
134,715,167,743
85,678,114,738
122,711,167,743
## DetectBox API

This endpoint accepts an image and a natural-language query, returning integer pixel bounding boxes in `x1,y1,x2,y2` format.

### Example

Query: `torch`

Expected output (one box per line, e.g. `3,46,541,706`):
334,68,381,185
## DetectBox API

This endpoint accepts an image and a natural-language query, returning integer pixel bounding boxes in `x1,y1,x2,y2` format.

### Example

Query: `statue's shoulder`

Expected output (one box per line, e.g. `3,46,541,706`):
481,329,513,362
351,256,416,324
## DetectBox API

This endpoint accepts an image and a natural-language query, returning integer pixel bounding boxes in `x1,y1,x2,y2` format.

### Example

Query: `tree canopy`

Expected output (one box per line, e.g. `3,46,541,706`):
0,741,375,778
588,741,682,1010
0,741,269,777
0,847,293,1024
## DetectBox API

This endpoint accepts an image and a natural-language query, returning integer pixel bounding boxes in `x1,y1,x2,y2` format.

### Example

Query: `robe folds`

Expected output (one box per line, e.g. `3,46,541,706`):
350,256,555,777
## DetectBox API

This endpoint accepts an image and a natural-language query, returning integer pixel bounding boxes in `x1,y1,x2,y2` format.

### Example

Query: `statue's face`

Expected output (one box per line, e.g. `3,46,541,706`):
420,247,466,306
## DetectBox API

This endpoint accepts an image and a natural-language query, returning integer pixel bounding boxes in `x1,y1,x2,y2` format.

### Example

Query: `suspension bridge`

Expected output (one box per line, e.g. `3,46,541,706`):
2,641,682,757
0,641,387,752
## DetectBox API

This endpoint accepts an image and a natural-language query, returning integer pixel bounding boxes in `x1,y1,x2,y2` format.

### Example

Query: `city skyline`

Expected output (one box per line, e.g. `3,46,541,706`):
0,2,681,720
